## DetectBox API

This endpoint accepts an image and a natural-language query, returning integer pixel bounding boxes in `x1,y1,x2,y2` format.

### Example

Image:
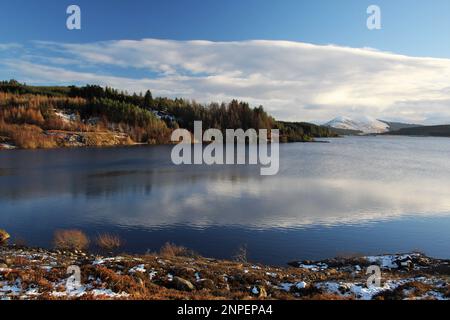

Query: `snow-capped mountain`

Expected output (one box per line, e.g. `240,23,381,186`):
324,116,390,134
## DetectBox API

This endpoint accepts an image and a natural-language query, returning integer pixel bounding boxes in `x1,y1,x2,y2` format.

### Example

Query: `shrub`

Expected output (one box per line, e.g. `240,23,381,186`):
159,242,195,258
96,233,122,252
0,229,10,243
53,229,90,251
233,245,248,263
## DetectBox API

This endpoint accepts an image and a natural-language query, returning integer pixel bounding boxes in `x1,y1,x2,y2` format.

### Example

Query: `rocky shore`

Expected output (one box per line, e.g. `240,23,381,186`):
0,245,449,300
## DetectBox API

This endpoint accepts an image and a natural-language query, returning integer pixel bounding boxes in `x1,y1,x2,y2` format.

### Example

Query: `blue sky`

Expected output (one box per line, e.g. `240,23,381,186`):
1,0,450,123
2,0,450,58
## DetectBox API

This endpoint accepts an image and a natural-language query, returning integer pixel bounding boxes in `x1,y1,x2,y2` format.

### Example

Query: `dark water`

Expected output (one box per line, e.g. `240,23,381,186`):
1,136,450,265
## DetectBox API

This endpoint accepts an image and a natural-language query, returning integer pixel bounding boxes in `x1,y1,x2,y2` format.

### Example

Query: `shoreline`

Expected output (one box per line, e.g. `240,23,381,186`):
0,137,334,151
1,244,449,300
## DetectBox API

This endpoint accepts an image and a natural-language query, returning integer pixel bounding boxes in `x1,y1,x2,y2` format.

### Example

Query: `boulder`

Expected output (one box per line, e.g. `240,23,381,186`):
197,279,216,290
395,257,414,270
0,229,10,242
173,276,195,291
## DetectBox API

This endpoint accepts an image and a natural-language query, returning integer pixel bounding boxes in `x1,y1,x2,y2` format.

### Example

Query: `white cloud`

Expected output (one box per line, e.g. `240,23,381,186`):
0,43,22,51
3,39,450,124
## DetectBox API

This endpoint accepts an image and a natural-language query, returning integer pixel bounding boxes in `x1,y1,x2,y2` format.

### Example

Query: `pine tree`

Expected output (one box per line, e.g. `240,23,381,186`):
144,90,153,108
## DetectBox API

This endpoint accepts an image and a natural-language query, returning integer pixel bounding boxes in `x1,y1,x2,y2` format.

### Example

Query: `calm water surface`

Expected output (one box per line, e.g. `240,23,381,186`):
1,136,450,265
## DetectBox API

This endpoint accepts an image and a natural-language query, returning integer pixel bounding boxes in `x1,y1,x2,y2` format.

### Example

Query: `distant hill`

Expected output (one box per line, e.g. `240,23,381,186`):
387,125,450,137
324,116,389,134
379,120,423,132
324,116,427,135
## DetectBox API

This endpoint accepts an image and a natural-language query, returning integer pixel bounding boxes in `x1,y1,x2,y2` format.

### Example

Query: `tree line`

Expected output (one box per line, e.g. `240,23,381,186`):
0,80,337,148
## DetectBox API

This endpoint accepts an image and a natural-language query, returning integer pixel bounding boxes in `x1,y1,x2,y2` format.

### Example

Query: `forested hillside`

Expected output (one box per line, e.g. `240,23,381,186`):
387,125,450,137
0,80,336,149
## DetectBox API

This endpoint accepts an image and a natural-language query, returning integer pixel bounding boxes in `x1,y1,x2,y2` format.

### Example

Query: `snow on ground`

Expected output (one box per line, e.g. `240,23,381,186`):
364,253,420,269
315,280,398,300
55,110,77,123
51,283,130,299
93,256,125,265
278,283,294,292
297,262,328,272
0,143,16,150
129,264,146,273
315,277,449,301
277,281,308,292
1,247,448,300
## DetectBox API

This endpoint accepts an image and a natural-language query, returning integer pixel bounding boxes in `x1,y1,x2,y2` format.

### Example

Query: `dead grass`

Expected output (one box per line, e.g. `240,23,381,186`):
304,293,351,300
373,280,436,300
0,122,58,149
0,229,10,242
159,242,197,258
53,229,90,251
13,236,27,247
96,234,122,252
233,245,248,263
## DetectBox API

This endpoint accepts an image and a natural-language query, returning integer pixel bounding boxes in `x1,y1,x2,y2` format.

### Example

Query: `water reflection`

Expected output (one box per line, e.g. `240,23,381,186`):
1,137,450,263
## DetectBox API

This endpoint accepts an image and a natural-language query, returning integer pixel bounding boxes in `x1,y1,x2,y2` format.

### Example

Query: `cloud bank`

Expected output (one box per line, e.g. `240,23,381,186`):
1,39,450,124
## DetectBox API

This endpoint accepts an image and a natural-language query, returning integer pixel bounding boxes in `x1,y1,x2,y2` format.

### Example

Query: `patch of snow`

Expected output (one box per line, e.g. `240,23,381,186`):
0,279,22,296
149,270,158,280
418,291,448,301
129,264,146,273
297,262,328,272
93,256,124,265
51,286,129,299
278,283,294,292
364,254,418,269
295,281,308,289
315,276,437,300
93,258,105,265
0,143,16,150
24,287,40,296
91,289,130,298
55,110,77,123
40,265,53,272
